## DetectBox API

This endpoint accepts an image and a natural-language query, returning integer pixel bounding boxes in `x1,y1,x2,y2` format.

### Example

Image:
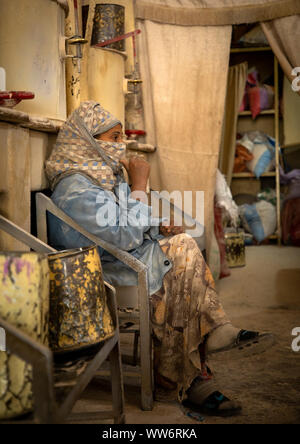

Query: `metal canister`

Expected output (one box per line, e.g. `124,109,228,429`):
48,246,115,353
0,252,49,419
82,3,125,51
224,232,246,268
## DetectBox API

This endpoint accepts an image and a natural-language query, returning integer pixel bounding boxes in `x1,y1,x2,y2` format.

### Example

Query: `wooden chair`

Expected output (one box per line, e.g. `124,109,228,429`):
35,193,154,411
0,215,125,424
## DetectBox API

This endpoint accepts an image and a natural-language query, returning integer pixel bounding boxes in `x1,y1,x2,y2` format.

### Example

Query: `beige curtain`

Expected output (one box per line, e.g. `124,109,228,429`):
135,0,300,258
219,62,248,185
261,15,300,95
137,19,232,257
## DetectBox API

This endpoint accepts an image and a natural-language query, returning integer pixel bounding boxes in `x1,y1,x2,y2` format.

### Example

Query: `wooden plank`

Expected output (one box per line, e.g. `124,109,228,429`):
0,122,31,251
239,110,275,116
230,46,272,54
0,106,63,133
281,142,300,150
232,172,276,178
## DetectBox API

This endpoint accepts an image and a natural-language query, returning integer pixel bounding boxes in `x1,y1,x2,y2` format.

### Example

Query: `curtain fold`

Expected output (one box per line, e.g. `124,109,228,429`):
135,0,300,26
219,62,248,185
261,16,300,95
137,19,232,257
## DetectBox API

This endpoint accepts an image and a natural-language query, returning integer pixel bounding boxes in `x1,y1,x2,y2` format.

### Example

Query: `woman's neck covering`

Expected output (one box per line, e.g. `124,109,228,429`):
45,101,126,190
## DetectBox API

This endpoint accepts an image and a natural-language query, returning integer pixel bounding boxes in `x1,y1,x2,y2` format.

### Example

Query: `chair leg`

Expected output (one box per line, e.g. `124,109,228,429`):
109,339,126,424
133,331,139,366
138,273,154,411
139,329,153,411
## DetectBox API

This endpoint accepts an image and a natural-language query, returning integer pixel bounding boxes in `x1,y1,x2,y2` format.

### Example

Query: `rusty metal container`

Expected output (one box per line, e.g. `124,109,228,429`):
0,252,49,419
82,3,125,51
224,232,246,268
48,246,115,353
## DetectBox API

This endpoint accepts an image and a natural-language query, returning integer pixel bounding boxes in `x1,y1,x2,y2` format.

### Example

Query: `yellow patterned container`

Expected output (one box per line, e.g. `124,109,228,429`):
0,252,49,420
224,232,246,268
48,246,115,353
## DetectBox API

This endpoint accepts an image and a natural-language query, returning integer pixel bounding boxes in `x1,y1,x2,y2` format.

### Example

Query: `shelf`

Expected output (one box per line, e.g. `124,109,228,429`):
268,234,278,240
281,143,300,150
232,172,276,179
228,50,281,246
230,46,272,54
239,110,275,117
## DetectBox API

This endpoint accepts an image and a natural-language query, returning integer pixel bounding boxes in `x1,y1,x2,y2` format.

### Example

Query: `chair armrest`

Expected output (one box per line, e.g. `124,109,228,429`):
36,193,147,274
0,215,56,253
0,316,53,364
0,316,57,423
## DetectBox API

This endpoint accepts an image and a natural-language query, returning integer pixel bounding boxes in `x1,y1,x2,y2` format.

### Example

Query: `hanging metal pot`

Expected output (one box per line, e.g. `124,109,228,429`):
0,252,49,420
82,3,125,51
48,245,115,353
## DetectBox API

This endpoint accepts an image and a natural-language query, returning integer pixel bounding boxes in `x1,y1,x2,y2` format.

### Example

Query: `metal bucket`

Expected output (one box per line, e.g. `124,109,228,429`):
82,3,125,51
224,232,246,268
0,252,49,420
0,0,67,120
48,246,115,353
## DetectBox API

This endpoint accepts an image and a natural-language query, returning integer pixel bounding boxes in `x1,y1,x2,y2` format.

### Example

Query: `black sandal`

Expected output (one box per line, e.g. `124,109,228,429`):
183,391,242,418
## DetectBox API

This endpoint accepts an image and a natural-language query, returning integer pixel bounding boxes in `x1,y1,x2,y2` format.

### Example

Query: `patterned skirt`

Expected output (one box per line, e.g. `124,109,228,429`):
150,233,230,401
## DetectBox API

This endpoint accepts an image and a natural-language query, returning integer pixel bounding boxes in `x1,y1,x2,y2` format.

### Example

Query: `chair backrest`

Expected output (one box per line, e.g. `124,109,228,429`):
35,193,148,312
35,193,147,275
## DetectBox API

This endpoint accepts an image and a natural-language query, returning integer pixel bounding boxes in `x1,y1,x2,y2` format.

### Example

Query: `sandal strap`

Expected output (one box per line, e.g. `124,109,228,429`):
202,391,230,409
236,330,259,345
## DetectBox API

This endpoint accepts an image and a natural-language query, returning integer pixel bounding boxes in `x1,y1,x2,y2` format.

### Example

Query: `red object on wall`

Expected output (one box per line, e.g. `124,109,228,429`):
125,129,146,137
0,91,35,108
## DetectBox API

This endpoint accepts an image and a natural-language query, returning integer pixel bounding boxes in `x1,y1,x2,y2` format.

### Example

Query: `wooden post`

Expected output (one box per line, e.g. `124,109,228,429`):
274,57,282,246
0,122,31,251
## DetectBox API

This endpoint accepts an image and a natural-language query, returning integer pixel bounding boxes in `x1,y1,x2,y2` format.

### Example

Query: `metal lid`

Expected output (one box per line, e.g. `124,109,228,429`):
47,245,97,261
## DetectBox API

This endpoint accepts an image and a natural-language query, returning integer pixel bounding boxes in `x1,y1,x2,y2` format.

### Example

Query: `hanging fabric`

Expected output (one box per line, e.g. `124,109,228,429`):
261,16,300,95
219,62,248,186
137,18,232,257
135,0,300,26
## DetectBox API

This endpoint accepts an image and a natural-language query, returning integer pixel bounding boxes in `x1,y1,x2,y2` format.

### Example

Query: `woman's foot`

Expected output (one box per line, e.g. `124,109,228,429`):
185,378,242,417
206,324,275,359
186,391,242,417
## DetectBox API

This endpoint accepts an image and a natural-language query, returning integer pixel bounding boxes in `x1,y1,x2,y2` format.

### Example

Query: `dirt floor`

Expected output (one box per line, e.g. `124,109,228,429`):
70,245,300,424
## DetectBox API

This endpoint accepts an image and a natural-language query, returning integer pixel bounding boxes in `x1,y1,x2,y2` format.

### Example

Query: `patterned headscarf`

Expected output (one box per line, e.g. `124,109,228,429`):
45,101,126,190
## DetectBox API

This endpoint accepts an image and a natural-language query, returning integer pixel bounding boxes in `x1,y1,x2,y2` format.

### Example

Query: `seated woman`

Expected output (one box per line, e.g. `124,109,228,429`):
46,101,274,417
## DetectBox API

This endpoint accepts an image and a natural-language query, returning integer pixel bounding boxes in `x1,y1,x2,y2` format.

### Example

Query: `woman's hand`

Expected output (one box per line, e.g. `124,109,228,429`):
120,156,150,193
160,221,185,237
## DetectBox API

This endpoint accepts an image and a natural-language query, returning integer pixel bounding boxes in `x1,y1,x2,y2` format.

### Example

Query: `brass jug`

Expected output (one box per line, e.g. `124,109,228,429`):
0,252,49,419
48,246,115,353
